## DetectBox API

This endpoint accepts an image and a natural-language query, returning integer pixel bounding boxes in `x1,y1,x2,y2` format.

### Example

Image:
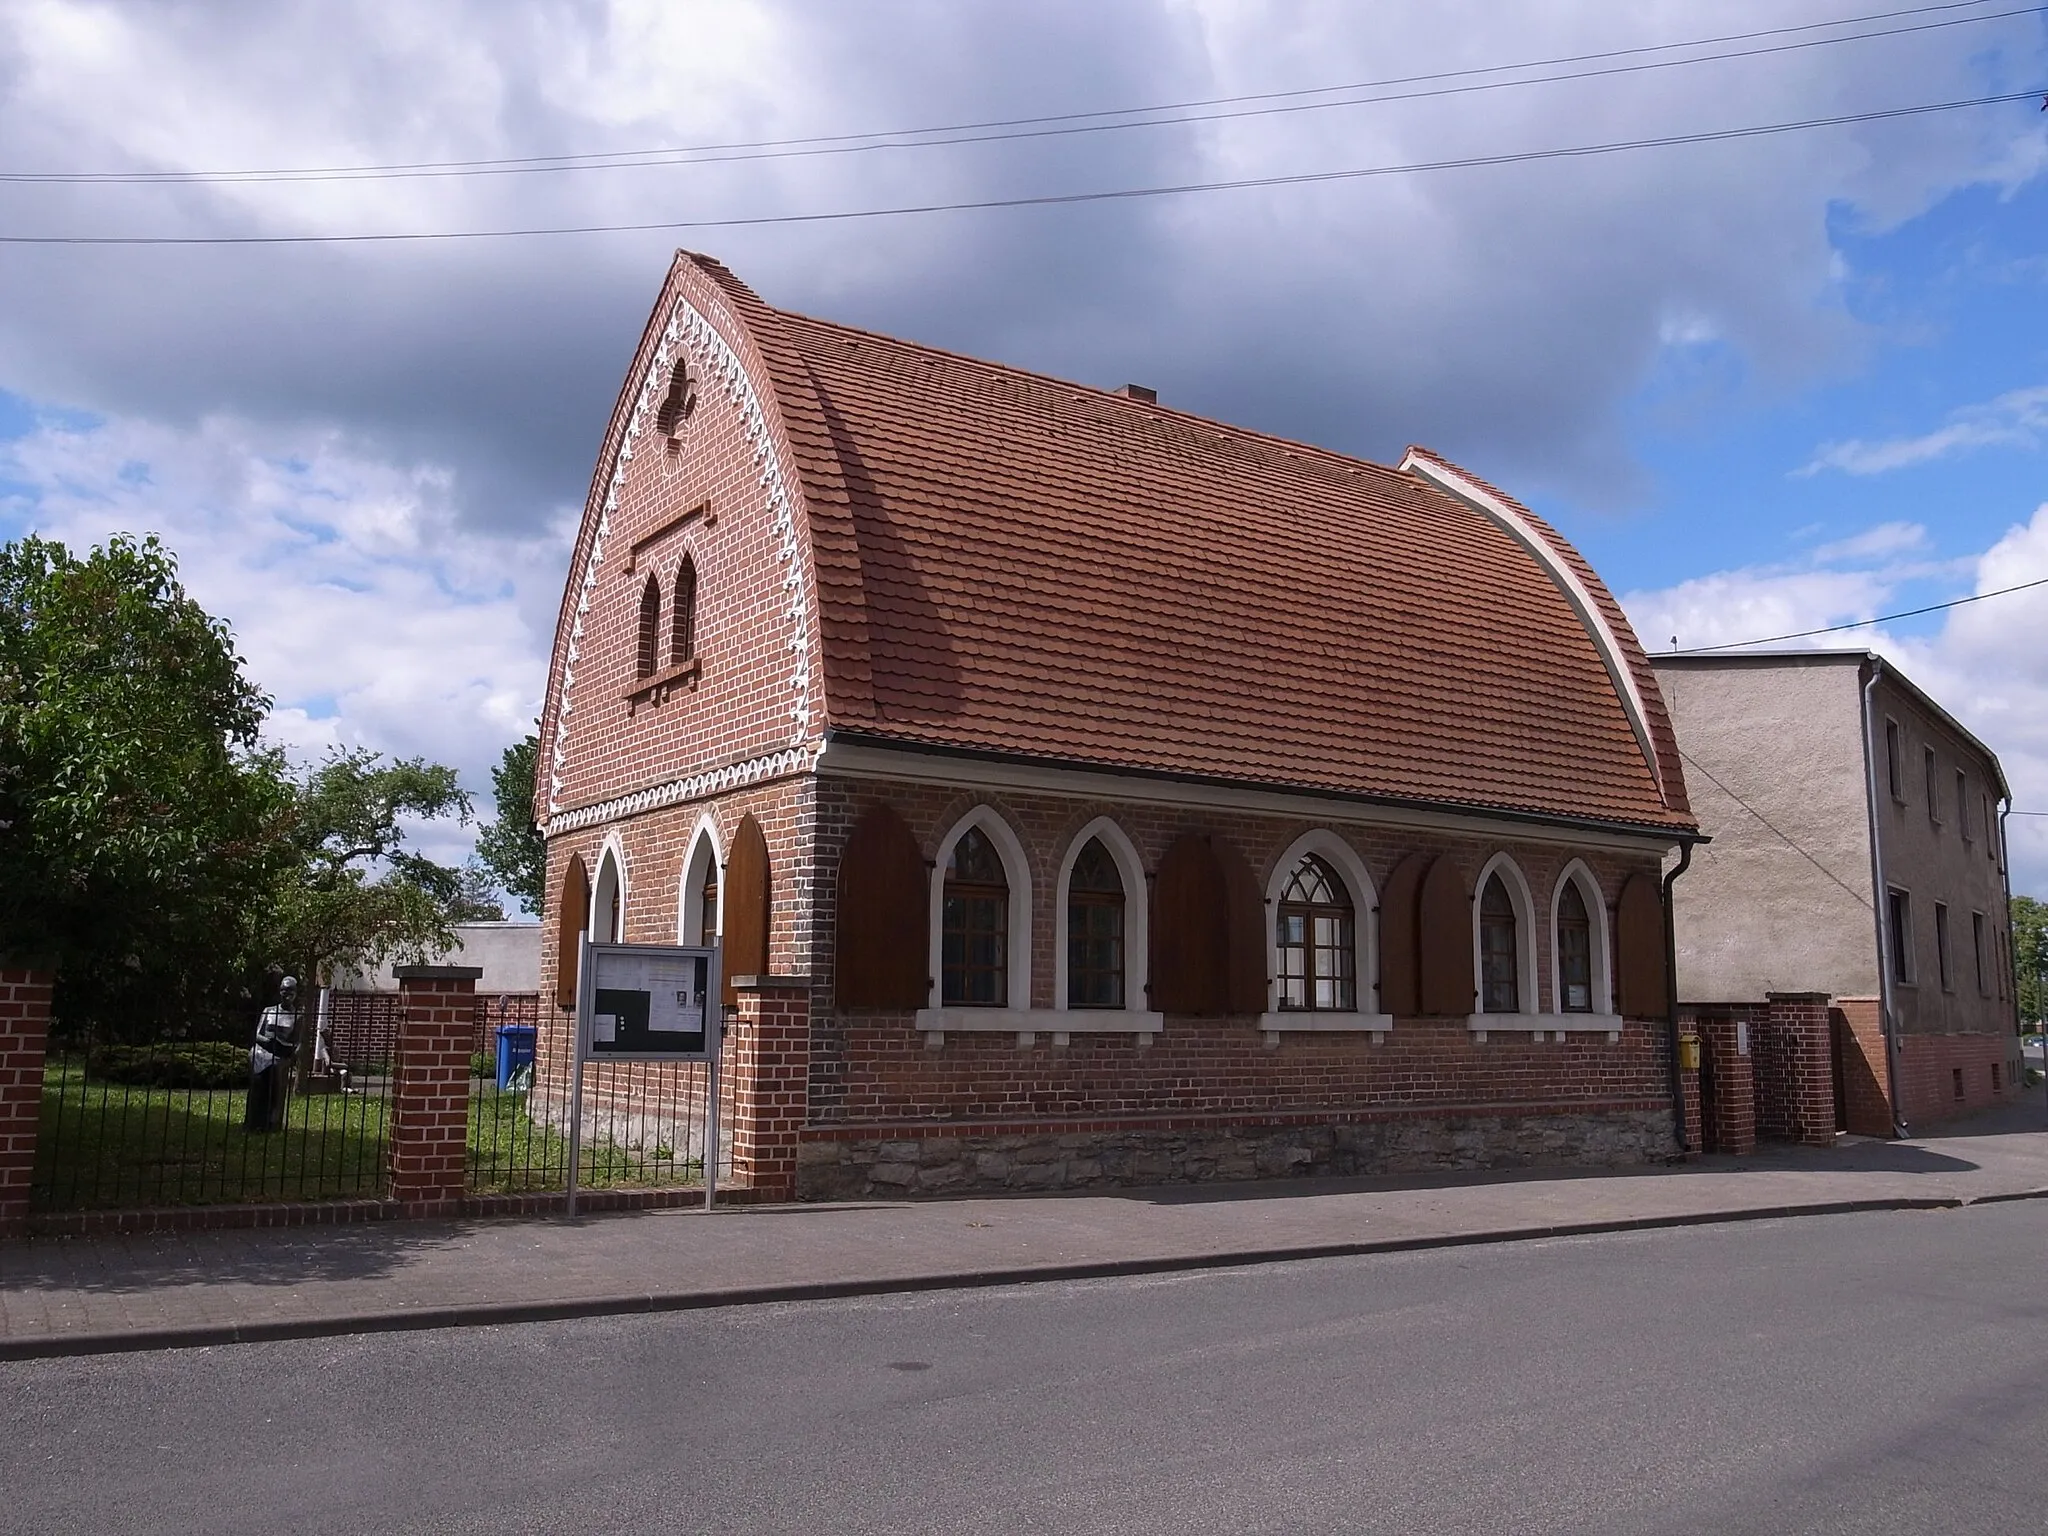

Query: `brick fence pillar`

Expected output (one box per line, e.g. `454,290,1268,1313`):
1764,992,1837,1147
1697,1017,1757,1156
390,966,481,1217
727,976,811,1201
0,966,54,1236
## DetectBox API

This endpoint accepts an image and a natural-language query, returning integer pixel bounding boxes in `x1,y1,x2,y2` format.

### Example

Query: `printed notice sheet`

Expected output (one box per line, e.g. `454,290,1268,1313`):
584,945,717,1059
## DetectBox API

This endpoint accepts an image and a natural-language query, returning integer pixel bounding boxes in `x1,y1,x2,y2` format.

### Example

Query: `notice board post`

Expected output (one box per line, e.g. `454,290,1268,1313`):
569,936,721,1216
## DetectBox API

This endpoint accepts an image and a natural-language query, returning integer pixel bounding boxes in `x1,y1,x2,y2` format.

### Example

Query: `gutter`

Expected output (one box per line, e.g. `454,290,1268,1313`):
1661,838,1696,1152
1860,659,1908,1139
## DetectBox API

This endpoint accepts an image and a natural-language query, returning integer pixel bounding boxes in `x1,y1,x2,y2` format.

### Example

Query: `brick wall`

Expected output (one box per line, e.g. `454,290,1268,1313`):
1895,1030,2023,1131
727,979,811,1199
1695,1016,1756,1155
389,969,479,1216
1833,997,1894,1137
1754,993,1836,1146
0,967,53,1236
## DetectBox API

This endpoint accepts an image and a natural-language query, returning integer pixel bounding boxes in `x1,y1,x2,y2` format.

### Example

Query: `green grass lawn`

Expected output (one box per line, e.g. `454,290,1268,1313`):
33,1062,704,1210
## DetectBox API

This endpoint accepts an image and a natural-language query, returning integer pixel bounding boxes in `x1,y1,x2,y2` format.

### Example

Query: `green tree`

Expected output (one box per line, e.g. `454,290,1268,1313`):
475,732,545,915
264,749,503,995
0,534,290,1038
2015,894,2047,1027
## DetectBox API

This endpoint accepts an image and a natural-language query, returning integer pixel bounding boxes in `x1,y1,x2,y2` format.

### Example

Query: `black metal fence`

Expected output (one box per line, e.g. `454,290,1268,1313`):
33,1017,393,1211
466,1026,736,1196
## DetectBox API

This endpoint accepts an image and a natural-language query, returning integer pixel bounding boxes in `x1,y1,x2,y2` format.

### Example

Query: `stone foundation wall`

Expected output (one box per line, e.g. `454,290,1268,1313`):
796,1107,1677,1200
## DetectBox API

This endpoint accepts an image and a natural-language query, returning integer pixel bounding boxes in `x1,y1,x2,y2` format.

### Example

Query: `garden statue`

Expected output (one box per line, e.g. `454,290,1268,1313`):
245,975,300,1132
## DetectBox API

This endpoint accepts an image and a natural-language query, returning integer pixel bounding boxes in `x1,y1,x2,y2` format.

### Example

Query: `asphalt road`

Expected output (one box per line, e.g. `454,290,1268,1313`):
4,1202,2045,1535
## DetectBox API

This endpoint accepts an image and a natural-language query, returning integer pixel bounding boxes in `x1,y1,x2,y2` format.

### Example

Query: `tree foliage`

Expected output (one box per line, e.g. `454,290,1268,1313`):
265,748,502,990
475,732,545,915
0,535,289,1035
2015,894,2047,1026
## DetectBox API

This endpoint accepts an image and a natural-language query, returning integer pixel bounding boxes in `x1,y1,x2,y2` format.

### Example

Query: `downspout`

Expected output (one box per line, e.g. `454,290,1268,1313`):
1662,838,1695,1153
1861,659,1908,1138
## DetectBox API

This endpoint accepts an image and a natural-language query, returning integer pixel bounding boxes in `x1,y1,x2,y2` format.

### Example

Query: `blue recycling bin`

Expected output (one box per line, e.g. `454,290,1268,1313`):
495,1025,537,1089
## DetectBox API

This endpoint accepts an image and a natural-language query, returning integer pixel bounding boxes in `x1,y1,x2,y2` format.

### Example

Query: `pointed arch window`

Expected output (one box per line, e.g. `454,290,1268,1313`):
1557,880,1594,1013
1480,873,1520,1014
1066,838,1125,1009
1276,855,1355,1011
942,828,1008,1006
671,556,698,666
635,574,661,680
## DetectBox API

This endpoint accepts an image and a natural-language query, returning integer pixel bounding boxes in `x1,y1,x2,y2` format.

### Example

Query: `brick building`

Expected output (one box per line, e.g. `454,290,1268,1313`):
1654,650,2023,1137
535,252,1702,1199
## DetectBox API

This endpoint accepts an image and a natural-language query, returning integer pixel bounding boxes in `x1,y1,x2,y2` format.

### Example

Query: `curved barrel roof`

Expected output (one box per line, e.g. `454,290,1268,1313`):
553,254,1693,837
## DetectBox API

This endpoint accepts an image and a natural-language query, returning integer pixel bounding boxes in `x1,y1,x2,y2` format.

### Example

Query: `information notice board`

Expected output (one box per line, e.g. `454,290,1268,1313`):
576,941,721,1061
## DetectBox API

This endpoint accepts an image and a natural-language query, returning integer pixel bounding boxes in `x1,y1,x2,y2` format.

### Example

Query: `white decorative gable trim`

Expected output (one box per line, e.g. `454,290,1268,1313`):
547,283,816,816
543,744,815,836
1399,451,1666,804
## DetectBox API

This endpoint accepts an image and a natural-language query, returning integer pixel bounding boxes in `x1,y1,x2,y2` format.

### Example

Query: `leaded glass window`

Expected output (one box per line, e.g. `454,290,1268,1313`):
1558,880,1593,1013
942,827,1008,1006
1066,838,1125,1009
1275,854,1355,1011
1480,873,1519,1014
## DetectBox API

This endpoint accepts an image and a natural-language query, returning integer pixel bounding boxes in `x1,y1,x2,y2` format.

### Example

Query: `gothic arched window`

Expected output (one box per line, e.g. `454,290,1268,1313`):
672,556,698,666
1480,873,1520,1014
635,574,661,680
1276,855,1355,1011
942,827,1009,1006
1066,837,1125,1009
1557,879,1594,1013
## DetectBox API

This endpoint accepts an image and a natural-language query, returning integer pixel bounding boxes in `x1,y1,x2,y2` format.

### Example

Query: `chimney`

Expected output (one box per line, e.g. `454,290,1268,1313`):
1115,384,1157,404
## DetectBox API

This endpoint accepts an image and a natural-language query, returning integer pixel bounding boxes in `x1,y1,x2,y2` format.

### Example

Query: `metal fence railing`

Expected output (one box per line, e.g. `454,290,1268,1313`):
33,1023,394,1212
466,1020,735,1196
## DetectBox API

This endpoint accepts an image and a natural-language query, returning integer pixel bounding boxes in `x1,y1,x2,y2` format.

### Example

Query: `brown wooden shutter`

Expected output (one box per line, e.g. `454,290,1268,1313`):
1416,856,1474,1016
722,813,772,1005
554,853,589,1010
1150,833,1227,1014
835,804,929,1009
1216,839,1269,1016
1615,871,1668,1019
1377,853,1427,1017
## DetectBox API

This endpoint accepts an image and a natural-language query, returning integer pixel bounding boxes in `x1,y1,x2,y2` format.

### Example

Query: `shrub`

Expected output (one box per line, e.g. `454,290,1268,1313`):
87,1040,250,1089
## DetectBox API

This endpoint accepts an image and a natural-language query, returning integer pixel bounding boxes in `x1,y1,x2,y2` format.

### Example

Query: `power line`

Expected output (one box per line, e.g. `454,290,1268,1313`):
1,0,2025,186
1676,749,1875,908
1683,572,2048,652
2,87,2037,247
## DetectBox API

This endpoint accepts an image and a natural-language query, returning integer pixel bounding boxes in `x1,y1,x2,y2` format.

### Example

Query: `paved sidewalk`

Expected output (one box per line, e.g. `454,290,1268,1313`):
5,1093,2045,1359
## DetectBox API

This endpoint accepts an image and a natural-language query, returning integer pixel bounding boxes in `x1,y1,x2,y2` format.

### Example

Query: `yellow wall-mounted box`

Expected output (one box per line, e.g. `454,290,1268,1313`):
1677,1034,1702,1071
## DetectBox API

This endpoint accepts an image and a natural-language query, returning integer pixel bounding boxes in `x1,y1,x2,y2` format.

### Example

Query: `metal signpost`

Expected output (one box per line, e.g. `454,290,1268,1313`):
570,936,722,1216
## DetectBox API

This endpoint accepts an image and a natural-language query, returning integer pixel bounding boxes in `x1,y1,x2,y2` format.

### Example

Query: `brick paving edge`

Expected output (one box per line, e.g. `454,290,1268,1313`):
12,1191,2044,1362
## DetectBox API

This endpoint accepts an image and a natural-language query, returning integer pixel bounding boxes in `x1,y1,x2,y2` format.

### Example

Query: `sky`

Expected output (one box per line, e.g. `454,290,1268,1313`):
0,0,2045,905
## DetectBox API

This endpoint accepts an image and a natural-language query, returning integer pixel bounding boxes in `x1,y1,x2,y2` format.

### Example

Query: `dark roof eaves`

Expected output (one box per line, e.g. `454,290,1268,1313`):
824,729,1701,844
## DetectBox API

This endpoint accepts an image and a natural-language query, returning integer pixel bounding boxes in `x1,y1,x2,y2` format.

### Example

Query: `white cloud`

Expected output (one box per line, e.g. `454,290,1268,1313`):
1624,505,2048,896
1808,520,1928,564
1800,385,2048,477
0,406,566,866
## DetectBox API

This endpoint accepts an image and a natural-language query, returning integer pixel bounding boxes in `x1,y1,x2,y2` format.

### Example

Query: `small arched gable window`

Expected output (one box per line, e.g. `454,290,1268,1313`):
942,827,1009,1006
1066,838,1125,1009
635,574,661,680
654,357,697,441
671,556,698,666
678,822,721,946
1276,854,1356,1011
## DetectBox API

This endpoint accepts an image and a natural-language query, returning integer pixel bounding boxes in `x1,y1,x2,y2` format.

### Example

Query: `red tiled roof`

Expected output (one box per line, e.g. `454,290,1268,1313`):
698,256,1693,834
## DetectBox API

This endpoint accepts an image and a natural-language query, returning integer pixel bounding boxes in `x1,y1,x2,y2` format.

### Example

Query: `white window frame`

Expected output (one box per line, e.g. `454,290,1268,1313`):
1547,859,1616,1019
1257,830,1392,1045
1051,817,1159,1033
919,807,1141,1049
591,835,628,944
676,813,722,946
1468,853,1618,1043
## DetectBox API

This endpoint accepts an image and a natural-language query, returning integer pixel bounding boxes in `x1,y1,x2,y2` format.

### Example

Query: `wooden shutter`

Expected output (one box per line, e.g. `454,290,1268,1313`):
1150,833,1227,1014
722,813,772,1005
1216,839,1269,1016
1615,871,1668,1019
1377,853,1427,1017
835,804,929,1009
554,853,589,1010
1416,856,1474,1016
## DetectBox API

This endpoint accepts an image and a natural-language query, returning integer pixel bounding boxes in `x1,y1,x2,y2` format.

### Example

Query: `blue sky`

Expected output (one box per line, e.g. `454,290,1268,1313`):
0,0,2044,895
